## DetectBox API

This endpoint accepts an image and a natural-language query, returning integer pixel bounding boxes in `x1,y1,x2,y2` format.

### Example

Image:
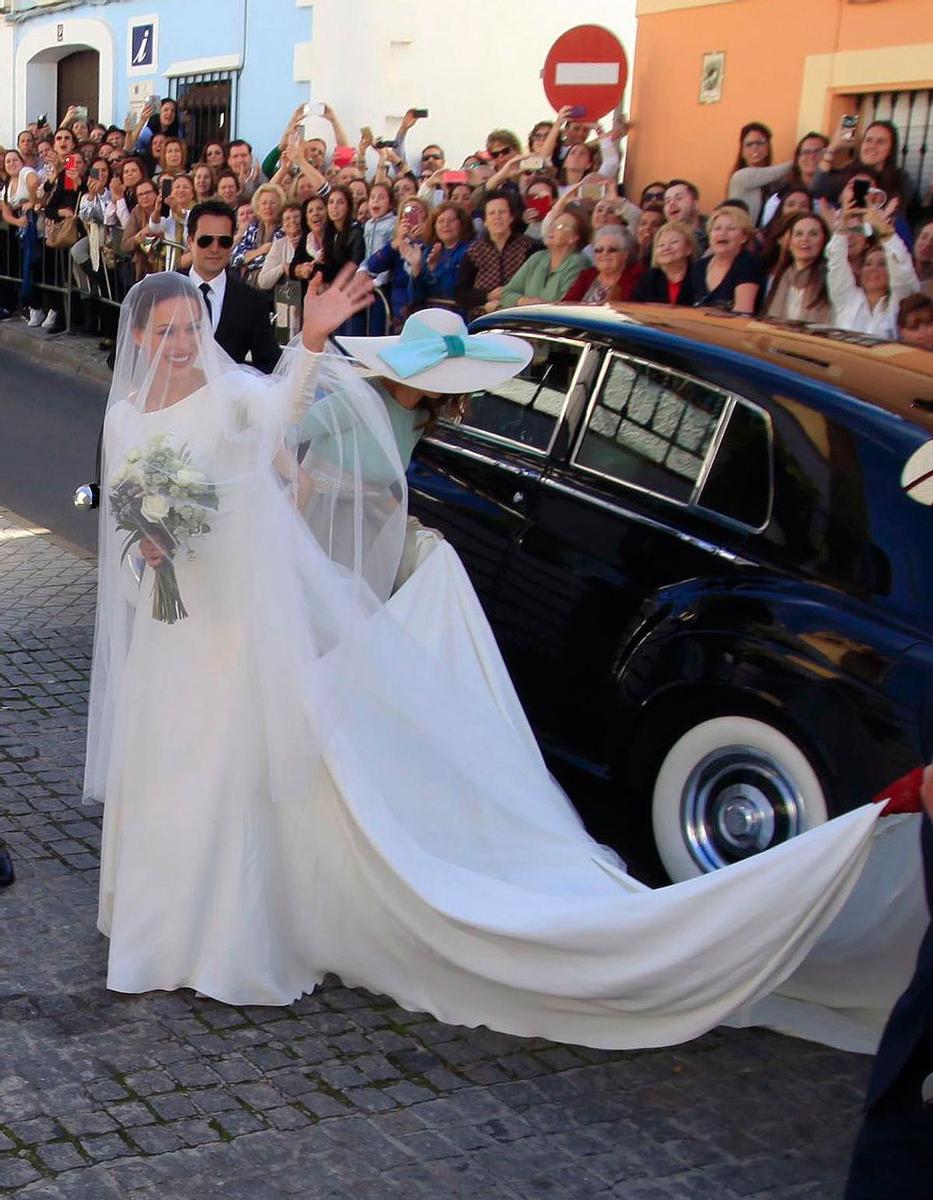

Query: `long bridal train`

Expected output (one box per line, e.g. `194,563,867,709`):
100,532,927,1055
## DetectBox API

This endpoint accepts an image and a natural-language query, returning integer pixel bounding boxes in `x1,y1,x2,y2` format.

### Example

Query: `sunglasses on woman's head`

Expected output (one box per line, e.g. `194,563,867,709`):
195,234,234,248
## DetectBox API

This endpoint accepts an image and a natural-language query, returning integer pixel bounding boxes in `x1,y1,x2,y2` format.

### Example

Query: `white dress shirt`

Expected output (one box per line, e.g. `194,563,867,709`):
188,267,227,333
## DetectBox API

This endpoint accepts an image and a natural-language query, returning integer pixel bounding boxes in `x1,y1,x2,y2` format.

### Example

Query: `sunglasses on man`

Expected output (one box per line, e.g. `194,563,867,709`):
195,234,234,248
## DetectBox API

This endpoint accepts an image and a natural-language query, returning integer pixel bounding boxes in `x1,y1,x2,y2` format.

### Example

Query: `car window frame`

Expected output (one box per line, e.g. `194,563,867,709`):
436,332,593,460
570,348,774,534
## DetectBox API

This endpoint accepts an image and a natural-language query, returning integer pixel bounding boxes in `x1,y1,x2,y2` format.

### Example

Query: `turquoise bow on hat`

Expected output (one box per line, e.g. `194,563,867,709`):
377,316,526,380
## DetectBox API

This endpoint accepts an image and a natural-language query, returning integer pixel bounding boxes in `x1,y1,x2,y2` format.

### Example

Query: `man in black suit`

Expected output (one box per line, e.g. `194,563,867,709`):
76,200,281,509
844,767,933,1199
182,199,281,373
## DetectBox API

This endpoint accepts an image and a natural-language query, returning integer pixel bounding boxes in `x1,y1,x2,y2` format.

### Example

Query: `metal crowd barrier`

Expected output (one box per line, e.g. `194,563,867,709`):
1,222,404,344
0,218,73,326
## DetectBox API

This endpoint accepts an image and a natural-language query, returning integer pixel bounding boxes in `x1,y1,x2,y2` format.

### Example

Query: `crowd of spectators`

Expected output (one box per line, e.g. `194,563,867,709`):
2,98,933,357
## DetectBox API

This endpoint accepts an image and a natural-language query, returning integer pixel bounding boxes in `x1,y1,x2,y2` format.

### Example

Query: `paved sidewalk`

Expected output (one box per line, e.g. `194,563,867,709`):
0,318,112,388
0,506,867,1199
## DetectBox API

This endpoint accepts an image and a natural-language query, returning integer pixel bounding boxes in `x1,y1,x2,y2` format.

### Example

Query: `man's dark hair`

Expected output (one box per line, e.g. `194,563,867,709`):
187,199,236,241
666,178,700,201
228,138,252,155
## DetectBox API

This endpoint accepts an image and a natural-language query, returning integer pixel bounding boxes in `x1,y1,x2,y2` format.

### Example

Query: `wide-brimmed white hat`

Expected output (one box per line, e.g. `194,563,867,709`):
335,307,533,393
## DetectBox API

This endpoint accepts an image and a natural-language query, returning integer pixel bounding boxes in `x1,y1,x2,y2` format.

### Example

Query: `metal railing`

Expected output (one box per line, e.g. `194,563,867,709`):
0,222,400,344
0,217,73,324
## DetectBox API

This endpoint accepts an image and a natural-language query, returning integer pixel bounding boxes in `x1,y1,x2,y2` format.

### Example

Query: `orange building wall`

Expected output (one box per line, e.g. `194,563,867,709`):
626,0,933,207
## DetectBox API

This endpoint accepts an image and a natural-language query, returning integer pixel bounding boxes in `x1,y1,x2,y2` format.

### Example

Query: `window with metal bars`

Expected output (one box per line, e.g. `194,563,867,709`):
168,71,239,158
855,89,933,207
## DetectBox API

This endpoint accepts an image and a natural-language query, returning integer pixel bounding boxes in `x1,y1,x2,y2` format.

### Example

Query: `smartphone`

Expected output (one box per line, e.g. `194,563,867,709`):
304,101,325,118
64,153,82,171
851,178,870,207
75,105,88,122
360,125,374,142
579,182,607,201
411,108,429,119
145,95,161,112
374,138,396,149
442,170,468,185
520,155,545,172
568,106,586,120
160,176,173,200
36,113,48,128
402,204,418,217
88,166,100,180
841,114,859,140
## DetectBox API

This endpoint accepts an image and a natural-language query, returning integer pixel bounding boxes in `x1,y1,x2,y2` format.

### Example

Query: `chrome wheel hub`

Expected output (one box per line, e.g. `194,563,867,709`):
682,745,804,873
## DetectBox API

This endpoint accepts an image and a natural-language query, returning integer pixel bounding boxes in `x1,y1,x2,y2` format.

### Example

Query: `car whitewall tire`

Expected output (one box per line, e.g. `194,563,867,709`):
651,715,829,881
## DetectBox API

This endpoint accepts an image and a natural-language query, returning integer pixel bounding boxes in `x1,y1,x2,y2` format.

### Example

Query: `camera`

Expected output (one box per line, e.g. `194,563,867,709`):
374,138,396,150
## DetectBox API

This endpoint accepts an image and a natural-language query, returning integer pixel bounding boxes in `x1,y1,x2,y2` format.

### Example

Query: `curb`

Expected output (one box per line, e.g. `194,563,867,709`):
0,319,113,387
0,504,96,563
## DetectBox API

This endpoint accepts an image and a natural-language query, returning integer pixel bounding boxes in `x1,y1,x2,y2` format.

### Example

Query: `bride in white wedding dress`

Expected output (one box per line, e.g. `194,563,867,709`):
86,268,925,1055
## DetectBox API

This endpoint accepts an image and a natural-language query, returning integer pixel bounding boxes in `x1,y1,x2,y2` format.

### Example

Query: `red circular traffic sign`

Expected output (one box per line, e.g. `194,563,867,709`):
542,25,628,123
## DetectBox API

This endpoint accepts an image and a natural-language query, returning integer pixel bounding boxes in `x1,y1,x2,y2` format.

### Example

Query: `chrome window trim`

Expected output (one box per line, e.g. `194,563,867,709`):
570,348,773,534
437,332,592,460
540,476,756,566
417,439,542,481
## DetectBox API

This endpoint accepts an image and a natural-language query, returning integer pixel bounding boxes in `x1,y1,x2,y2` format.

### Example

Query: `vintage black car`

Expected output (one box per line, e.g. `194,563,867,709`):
407,304,933,881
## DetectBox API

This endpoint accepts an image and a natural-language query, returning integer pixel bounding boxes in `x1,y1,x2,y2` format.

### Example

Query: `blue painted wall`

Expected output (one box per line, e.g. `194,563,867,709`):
13,0,309,155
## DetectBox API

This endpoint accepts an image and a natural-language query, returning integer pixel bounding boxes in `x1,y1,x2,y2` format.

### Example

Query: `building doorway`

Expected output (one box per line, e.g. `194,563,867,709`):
57,49,100,125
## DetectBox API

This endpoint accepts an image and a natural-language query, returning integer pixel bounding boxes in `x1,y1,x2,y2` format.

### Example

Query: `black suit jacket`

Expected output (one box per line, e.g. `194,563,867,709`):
865,814,932,1110
184,269,282,374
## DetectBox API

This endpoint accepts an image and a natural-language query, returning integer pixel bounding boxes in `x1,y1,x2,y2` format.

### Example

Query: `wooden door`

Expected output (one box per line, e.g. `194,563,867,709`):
57,50,100,125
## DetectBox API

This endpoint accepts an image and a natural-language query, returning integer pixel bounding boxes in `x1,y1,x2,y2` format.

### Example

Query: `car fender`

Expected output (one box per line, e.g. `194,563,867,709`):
613,577,926,809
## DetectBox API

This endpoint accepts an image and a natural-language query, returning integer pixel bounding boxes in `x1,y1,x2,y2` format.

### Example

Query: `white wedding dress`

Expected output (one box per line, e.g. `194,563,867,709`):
92,348,927,1055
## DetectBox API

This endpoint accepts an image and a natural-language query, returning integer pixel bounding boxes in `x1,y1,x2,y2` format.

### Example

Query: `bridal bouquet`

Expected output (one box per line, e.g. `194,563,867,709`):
109,434,219,624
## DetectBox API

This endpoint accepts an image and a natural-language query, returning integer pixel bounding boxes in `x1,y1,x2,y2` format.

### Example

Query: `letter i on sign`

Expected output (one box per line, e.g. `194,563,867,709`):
133,28,151,67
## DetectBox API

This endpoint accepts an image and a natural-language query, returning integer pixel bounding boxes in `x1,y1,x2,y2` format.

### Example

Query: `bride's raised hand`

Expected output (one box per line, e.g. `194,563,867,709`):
301,262,374,352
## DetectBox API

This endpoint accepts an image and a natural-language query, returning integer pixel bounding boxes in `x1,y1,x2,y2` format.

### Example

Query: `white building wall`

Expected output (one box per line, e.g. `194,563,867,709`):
2,0,636,168
300,0,637,168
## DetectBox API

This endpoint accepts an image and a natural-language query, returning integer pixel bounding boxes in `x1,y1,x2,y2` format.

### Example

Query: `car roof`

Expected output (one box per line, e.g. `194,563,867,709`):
474,303,933,435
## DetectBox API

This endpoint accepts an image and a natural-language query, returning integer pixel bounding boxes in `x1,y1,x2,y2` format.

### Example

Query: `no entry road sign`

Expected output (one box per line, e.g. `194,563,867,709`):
542,25,628,123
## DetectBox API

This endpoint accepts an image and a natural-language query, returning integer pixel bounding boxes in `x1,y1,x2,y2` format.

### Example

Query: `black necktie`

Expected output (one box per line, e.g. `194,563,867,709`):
199,282,213,324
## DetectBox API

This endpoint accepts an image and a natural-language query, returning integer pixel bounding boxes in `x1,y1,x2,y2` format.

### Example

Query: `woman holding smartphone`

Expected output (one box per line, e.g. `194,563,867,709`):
825,183,919,338
812,117,913,214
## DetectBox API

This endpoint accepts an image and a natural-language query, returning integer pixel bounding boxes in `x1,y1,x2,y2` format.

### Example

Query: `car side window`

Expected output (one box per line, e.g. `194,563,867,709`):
453,338,584,453
575,354,727,503
696,401,771,529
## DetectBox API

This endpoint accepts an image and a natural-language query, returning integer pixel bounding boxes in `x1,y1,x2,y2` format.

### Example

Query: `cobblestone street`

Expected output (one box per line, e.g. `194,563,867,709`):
0,505,868,1199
